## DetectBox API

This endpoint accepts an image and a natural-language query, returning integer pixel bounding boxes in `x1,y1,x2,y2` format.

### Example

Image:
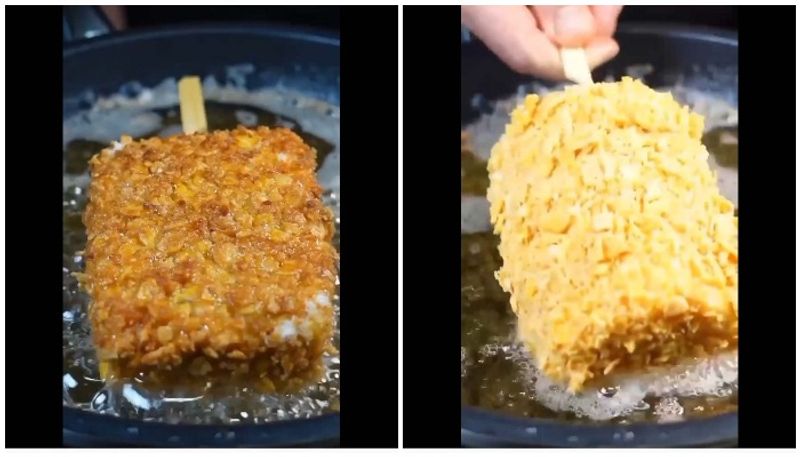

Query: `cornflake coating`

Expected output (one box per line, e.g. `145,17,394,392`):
487,78,738,392
80,126,337,391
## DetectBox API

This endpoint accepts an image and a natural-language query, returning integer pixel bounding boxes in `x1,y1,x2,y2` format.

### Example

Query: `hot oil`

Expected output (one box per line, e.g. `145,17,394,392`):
703,126,738,169
460,124,739,424
64,102,335,174
63,100,340,424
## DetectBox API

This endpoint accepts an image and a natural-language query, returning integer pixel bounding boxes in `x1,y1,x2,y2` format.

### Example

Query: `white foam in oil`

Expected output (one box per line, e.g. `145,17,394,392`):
507,342,737,421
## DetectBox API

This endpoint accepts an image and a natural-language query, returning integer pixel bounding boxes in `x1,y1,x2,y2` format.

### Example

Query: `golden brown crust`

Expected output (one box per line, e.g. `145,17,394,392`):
80,126,337,389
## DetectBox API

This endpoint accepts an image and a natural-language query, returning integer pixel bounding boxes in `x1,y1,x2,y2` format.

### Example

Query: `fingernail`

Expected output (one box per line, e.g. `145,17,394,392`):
554,6,590,38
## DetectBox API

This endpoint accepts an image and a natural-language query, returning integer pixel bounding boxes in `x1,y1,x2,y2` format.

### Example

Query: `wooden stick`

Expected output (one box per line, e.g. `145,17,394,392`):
178,76,208,134
560,47,594,86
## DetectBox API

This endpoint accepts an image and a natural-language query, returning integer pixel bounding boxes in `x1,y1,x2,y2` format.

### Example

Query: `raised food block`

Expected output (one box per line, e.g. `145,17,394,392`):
487,78,738,391
80,126,337,391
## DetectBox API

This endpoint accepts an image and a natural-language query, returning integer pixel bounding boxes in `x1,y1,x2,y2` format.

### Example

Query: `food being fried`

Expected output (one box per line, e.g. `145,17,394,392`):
79,126,337,391
487,77,738,392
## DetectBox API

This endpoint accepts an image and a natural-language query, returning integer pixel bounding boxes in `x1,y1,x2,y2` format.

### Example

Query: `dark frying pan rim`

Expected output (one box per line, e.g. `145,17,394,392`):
64,407,339,447
614,22,737,46
62,22,340,446
461,22,738,448
462,406,737,448
63,22,340,58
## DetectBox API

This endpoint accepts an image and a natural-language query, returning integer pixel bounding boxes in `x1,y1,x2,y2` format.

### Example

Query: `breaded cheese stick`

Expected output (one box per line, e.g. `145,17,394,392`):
487,78,738,391
79,126,338,391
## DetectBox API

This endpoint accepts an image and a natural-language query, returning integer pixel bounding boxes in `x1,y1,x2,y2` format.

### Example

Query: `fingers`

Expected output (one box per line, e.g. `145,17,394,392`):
462,6,564,80
531,5,620,72
538,5,621,71
461,5,623,79
584,36,620,69
99,5,128,30
532,5,598,47
590,5,623,37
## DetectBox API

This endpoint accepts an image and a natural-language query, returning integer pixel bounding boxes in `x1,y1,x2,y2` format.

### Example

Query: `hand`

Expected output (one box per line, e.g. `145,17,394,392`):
99,5,128,30
461,5,623,80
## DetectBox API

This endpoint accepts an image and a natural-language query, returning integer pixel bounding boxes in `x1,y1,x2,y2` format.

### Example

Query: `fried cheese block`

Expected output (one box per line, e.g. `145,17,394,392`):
80,126,337,391
487,78,738,391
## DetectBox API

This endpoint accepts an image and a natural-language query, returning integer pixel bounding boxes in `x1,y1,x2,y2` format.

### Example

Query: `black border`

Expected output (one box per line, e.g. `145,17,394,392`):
339,5,399,448
402,5,463,448
6,6,65,448
735,5,795,448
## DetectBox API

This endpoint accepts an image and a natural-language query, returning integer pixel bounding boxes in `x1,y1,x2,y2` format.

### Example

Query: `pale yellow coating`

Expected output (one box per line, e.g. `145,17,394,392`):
487,78,738,391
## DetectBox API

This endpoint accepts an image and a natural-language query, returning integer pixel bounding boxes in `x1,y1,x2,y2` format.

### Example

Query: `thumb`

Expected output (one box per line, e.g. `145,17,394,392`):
584,37,620,70
553,6,597,47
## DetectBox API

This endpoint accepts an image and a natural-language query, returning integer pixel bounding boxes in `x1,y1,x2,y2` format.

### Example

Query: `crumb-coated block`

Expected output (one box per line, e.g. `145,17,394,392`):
487,78,738,391
79,126,338,391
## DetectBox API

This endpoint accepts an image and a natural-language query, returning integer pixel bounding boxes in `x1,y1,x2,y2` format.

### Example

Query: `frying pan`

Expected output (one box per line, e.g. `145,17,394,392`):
460,23,738,447
63,7,340,447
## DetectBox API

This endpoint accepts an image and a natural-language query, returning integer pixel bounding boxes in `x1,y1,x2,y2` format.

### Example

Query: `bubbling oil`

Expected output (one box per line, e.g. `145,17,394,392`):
63,75,340,424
